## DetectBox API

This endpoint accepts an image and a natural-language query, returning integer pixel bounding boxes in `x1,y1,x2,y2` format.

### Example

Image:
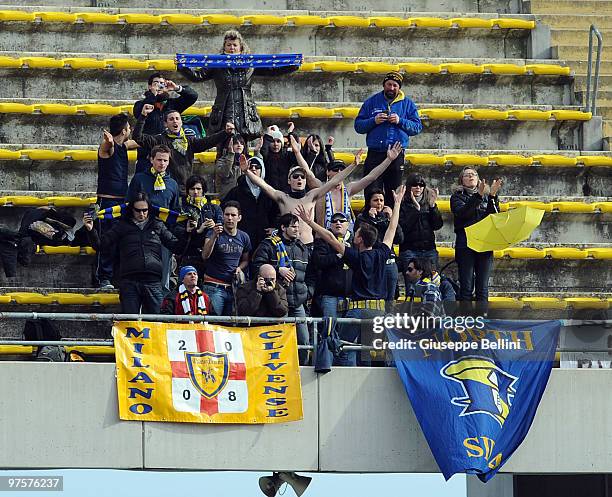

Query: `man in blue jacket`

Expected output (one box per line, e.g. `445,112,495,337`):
354,72,422,207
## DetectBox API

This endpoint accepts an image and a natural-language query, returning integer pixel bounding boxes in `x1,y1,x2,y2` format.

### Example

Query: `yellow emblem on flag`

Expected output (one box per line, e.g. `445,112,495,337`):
114,321,303,424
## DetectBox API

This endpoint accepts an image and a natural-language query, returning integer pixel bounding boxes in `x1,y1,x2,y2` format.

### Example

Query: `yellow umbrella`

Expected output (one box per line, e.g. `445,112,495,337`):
465,205,545,252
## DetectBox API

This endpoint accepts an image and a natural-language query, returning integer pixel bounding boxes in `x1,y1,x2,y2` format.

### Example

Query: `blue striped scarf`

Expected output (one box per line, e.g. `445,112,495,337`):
268,233,293,269
176,53,302,69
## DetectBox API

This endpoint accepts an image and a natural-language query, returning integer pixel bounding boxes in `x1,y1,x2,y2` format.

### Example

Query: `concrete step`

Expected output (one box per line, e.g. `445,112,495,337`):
538,14,612,30
0,12,531,59
0,52,573,106
527,0,612,14
0,99,587,149
554,44,612,62
551,29,612,48
563,59,612,76
2,146,611,197
0,1,523,14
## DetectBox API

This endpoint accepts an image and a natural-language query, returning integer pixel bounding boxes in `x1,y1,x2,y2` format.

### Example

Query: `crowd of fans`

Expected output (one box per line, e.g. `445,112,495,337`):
4,30,505,365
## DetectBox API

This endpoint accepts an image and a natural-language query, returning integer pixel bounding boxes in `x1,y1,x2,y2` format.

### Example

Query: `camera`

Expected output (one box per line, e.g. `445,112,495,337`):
263,277,275,288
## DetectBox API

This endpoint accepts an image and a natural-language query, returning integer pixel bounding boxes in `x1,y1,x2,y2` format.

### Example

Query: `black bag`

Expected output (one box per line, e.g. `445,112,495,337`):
23,319,66,362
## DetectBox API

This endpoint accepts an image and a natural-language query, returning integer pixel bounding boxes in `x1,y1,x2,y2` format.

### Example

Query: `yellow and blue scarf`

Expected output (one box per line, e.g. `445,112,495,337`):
324,183,352,229
166,127,188,156
96,204,187,225
268,233,293,269
150,167,167,191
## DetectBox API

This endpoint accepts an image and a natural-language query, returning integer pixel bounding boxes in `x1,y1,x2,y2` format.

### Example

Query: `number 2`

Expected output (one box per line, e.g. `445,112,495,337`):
178,340,186,351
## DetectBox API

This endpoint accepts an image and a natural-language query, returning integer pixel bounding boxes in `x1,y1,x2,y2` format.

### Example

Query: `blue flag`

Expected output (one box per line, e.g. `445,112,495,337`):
387,319,560,482
176,53,302,69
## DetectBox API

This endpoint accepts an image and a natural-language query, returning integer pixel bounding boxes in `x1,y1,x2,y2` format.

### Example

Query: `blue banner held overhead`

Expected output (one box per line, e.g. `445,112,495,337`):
387,319,561,482
176,53,303,69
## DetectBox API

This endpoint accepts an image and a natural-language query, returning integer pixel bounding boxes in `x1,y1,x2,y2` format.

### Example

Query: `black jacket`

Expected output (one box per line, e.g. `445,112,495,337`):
252,235,311,308
260,133,297,192
354,211,404,250
132,115,229,192
222,175,279,250
89,217,185,281
132,86,198,162
235,279,289,317
398,201,443,252
311,237,352,298
179,65,299,141
450,189,500,247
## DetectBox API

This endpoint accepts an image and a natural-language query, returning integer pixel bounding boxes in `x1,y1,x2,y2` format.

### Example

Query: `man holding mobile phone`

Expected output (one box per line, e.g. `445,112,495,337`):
235,264,288,318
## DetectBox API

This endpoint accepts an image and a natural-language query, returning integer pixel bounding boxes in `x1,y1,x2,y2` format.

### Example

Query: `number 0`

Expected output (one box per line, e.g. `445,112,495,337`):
225,341,232,351
183,389,191,400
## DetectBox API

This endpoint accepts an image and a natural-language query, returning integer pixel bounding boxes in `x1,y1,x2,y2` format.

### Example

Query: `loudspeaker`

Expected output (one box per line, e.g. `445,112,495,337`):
279,472,312,497
259,473,283,497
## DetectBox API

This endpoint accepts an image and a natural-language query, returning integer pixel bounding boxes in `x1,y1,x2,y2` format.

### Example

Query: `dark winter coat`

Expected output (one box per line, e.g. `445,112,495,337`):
178,65,299,141
235,279,288,317
450,189,500,248
398,201,443,252
311,237,352,298
354,210,404,249
260,133,296,192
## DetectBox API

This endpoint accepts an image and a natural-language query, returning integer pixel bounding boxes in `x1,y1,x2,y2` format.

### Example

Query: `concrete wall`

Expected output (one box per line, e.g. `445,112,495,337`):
1,364,611,473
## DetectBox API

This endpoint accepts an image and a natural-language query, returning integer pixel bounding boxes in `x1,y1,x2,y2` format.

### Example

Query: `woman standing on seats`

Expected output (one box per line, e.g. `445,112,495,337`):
178,30,301,143
450,167,502,305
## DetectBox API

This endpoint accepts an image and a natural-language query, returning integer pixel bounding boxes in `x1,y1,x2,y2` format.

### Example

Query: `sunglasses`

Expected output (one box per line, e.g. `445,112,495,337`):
410,182,426,188
291,174,305,180
331,218,348,223
329,165,346,172
133,207,149,213
463,172,478,178
249,164,261,170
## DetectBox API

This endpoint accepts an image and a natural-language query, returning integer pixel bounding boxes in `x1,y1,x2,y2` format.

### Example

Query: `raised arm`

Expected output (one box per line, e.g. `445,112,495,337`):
347,142,401,196
310,159,358,201
242,155,283,203
295,204,345,255
98,130,114,159
289,133,323,189
383,185,406,249
132,104,163,150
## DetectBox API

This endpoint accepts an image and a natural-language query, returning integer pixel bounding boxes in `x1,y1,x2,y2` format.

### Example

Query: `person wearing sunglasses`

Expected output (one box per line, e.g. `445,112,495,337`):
450,167,502,306
84,192,192,314
398,172,443,291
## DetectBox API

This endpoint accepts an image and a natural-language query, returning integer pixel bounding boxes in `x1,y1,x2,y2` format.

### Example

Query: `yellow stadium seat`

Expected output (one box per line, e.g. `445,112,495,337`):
90,293,120,305
576,155,612,167
587,248,612,259
76,104,123,115
256,106,291,118
104,58,149,70
503,247,546,259
532,154,577,167
443,154,488,166
160,14,202,25
118,14,161,24
0,103,34,113
201,14,243,25
405,153,445,165
21,149,66,161
298,62,316,72
0,56,22,68
66,346,115,355
47,196,95,207
241,15,287,25
492,18,535,29
593,202,612,213
83,246,96,255
488,154,533,166
286,15,328,26
521,297,567,309
409,17,453,28
0,10,35,21
315,61,358,72
289,107,335,118
525,64,571,76
64,149,97,161
505,201,552,212
333,152,354,165
327,16,370,27
546,247,588,259
333,107,359,119
398,62,441,74
75,12,119,23
147,59,176,71
482,63,526,75
0,345,34,355
62,57,106,69
356,62,400,73
437,200,450,211
34,12,77,23
47,293,96,305
508,110,552,120
564,297,609,310
0,149,22,160
465,109,509,120
38,245,81,254
118,104,135,115
127,150,137,161
0,295,12,304
419,108,465,120
21,57,64,69
551,110,592,121
438,247,455,258
0,196,46,206
451,17,494,28
35,104,78,115
368,16,412,27
194,152,217,163
440,63,484,74
488,296,524,309
551,202,595,213
182,106,210,117
351,198,364,211
5,292,54,304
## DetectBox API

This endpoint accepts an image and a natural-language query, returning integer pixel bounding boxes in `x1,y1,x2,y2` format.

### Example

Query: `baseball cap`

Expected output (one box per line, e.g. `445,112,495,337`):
288,166,307,178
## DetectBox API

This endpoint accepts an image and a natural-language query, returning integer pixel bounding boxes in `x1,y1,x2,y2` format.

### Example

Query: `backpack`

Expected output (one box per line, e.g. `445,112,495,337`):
182,115,207,139
23,319,66,362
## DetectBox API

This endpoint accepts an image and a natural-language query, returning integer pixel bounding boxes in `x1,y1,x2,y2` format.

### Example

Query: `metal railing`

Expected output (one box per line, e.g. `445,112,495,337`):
585,24,603,115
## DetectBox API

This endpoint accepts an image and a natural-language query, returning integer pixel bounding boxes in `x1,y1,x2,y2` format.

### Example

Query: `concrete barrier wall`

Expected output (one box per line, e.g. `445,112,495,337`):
1,364,611,472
